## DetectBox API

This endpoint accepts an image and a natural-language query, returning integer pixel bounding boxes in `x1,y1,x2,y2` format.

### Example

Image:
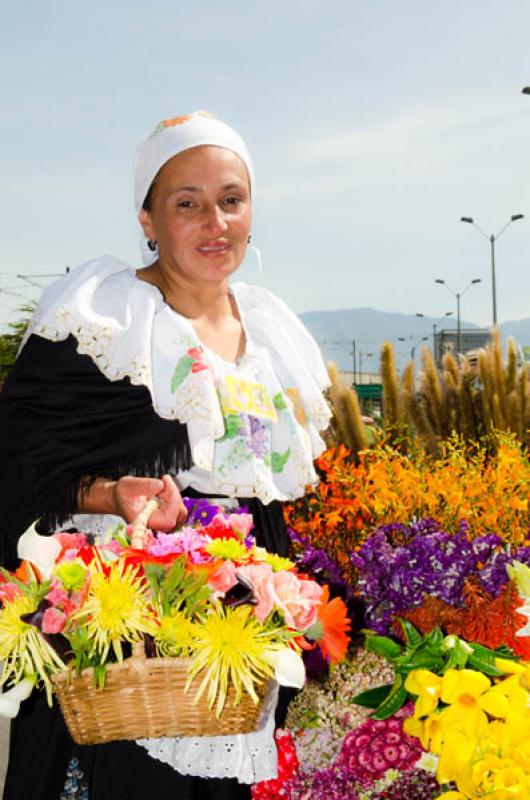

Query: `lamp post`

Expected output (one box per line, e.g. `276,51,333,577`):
415,311,453,349
358,351,374,384
332,339,357,384
434,279,481,354
398,336,429,361
460,214,524,326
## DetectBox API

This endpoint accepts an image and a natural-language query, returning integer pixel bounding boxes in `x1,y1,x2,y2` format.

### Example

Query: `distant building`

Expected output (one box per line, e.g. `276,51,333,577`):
434,328,492,368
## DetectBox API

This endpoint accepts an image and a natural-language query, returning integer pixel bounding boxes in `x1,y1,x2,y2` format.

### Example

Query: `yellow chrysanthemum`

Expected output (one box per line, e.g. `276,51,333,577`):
74,560,156,662
155,611,197,657
186,606,282,716
263,553,295,572
0,594,66,703
204,538,250,562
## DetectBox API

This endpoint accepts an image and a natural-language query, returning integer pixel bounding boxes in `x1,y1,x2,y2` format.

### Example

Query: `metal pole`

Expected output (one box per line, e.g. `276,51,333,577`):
457,294,462,354
352,339,356,385
490,234,497,326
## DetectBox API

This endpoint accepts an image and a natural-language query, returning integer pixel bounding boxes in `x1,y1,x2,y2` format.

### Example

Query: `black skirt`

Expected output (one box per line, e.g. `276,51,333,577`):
3,495,289,800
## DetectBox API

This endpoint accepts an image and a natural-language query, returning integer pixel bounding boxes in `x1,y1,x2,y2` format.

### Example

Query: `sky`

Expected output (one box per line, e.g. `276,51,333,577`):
1,0,530,334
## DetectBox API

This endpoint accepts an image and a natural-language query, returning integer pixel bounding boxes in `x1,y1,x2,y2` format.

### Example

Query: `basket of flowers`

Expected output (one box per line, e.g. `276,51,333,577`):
0,497,350,744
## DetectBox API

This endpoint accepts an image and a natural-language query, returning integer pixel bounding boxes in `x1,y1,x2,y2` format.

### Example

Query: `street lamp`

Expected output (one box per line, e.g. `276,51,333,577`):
398,335,429,361
332,339,357,383
358,351,374,384
434,279,481,354
460,214,524,326
416,311,453,349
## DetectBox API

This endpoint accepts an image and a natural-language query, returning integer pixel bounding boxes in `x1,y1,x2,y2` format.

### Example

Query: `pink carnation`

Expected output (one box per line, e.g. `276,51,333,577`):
338,716,423,786
237,563,277,622
46,582,70,608
209,560,238,593
53,531,87,561
42,607,67,634
0,582,23,603
272,572,323,631
148,533,182,556
202,514,240,542
229,513,254,540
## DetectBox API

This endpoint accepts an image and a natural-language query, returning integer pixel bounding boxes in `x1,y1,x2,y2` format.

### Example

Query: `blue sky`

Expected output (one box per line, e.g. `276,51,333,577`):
1,0,530,333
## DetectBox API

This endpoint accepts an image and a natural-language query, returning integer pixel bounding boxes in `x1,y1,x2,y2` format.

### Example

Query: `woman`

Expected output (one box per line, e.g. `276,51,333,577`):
0,112,331,800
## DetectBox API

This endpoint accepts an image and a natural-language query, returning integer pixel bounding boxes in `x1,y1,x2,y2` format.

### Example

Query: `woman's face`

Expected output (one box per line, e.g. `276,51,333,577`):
139,145,252,285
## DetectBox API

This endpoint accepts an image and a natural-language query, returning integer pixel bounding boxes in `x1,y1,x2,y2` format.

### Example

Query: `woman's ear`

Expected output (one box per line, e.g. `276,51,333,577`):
139,208,155,240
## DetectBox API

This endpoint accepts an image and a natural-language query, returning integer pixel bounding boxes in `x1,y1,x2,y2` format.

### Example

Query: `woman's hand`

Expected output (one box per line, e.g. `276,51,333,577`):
78,474,188,531
111,475,187,531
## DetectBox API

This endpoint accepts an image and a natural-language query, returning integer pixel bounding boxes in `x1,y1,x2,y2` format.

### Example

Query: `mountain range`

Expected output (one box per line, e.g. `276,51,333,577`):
299,307,530,374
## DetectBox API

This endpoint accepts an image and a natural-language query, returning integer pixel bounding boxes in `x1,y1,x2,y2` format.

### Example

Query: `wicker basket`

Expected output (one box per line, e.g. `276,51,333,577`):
51,499,268,745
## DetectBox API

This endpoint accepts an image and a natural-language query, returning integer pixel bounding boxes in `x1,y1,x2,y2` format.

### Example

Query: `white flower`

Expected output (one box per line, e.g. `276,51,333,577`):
17,521,61,580
264,647,305,688
0,677,36,719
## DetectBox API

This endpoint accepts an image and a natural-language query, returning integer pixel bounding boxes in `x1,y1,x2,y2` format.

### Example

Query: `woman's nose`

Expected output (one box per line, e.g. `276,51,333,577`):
203,204,228,234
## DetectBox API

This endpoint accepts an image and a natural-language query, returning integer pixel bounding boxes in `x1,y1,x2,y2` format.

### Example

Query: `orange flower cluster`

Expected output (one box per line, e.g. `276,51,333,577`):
401,581,530,659
285,435,530,583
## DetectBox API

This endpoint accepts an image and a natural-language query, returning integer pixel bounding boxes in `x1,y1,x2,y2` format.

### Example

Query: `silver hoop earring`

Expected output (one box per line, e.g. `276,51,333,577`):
147,239,158,252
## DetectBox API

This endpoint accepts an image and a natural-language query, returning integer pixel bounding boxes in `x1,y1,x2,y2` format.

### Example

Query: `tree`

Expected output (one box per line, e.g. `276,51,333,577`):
0,304,35,384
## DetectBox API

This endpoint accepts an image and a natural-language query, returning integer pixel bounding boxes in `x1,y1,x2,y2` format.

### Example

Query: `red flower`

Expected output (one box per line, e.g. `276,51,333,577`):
252,730,299,799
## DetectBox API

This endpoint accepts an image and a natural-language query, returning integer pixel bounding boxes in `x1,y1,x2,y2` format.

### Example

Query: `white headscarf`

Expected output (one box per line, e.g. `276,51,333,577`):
134,113,254,262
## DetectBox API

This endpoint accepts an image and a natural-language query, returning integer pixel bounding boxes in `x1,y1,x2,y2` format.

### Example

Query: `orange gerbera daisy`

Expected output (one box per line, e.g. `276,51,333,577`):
309,585,351,664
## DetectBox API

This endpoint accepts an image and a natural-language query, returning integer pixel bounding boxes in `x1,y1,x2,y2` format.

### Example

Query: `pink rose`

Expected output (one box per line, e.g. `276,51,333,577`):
208,561,238,593
237,563,277,622
272,572,323,631
229,514,254,540
46,582,70,608
42,607,66,634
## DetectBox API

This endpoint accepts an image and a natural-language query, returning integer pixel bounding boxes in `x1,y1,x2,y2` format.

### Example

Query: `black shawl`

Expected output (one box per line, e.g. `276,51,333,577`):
0,333,192,569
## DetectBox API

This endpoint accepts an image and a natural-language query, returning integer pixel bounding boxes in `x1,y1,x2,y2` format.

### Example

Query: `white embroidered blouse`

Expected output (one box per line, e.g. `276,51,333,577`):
26,255,332,504
26,255,331,782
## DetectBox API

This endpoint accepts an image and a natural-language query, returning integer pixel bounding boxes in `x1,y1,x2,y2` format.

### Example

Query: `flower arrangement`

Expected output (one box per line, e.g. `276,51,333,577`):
0,497,351,721
286,436,530,582
265,439,530,799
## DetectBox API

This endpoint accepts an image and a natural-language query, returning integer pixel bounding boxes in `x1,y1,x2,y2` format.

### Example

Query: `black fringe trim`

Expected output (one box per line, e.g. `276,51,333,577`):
37,434,193,534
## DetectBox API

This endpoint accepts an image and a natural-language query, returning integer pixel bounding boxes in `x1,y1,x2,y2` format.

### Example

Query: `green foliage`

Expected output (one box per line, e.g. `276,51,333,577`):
351,622,517,719
0,303,34,383
144,557,211,618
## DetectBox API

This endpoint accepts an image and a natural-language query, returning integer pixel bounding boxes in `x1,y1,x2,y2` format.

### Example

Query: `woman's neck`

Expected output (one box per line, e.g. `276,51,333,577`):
137,262,233,323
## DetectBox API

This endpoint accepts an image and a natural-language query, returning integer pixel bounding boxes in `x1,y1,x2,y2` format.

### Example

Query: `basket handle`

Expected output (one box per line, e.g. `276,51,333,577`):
130,497,159,660
130,497,159,549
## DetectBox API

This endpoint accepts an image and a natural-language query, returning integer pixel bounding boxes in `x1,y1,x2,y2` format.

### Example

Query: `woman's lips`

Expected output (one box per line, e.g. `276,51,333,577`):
196,241,230,257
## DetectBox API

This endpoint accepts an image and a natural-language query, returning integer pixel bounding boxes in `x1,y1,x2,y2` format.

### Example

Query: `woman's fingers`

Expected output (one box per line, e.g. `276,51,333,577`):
147,475,188,531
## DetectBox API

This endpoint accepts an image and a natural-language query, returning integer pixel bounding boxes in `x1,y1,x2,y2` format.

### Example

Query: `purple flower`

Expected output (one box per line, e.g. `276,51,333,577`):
352,518,530,635
182,497,220,526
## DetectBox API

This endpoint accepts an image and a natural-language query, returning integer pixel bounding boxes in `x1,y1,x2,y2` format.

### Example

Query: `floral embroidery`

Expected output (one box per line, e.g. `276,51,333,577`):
150,111,215,138
60,757,89,800
170,346,208,392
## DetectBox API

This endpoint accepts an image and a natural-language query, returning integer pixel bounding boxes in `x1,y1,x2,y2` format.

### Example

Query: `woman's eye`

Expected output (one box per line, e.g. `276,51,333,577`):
177,199,195,208
224,196,242,206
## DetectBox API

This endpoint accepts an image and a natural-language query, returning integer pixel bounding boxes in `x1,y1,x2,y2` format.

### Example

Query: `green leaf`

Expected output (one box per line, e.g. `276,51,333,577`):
350,684,393,708
273,392,287,411
371,675,407,720
397,618,423,647
170,355,194,392
271,448,292,473
467,643,509,677
365,634,403,660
